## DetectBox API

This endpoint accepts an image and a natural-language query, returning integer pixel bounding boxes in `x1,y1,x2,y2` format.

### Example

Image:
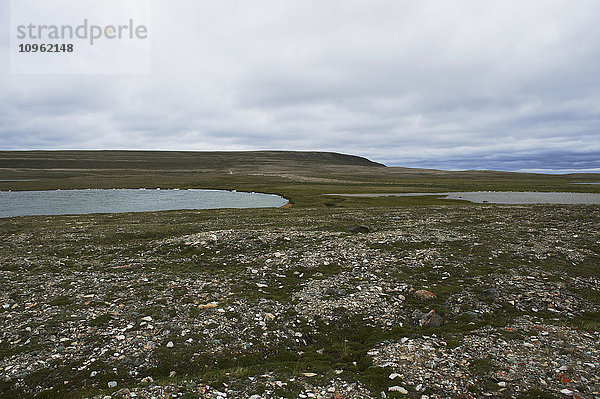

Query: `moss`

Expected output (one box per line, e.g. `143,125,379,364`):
89,313,112,326
517,388,558,399
469,357,494,376
48,296,73,306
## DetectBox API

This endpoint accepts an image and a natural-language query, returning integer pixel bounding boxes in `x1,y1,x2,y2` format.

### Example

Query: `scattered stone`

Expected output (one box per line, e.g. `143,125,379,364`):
1,206,598,398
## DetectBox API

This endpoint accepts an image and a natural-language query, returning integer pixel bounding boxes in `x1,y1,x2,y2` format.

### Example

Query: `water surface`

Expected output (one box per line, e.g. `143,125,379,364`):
0,189,288,218
326,191,600,205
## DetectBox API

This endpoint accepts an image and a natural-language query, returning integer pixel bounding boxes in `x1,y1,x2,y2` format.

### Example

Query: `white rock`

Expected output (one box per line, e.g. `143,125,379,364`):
389,386,408,394
498,382,507,387
141,316,152,322
264,313,276,321
116,335,125,341
90,371,97,377
107,381,117,388
166,341,174,348
389,373,401,379
560,389,573,396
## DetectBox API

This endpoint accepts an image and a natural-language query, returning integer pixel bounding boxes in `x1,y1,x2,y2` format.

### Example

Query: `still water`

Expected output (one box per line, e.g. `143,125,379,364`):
0,189,288,218
326,191,600,204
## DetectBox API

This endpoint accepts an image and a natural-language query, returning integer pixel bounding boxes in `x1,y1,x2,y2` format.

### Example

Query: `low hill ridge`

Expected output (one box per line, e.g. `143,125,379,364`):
0,150,385,170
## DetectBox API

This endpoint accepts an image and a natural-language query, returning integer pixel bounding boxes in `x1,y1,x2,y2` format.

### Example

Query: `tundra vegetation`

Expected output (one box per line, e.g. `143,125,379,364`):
0,151,599,398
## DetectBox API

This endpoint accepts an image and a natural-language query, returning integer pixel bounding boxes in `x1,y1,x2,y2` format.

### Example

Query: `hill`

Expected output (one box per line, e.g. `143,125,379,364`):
0,150,385,170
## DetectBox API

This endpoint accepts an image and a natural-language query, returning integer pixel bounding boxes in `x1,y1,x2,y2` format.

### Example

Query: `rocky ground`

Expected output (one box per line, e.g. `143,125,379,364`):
0,204,599,398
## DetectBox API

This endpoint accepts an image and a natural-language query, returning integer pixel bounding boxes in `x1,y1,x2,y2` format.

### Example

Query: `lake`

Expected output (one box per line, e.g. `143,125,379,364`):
326,191,600,205
0,189,288,218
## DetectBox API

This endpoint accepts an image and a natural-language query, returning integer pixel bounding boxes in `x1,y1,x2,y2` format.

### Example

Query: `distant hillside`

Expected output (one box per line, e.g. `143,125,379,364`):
0,150,385,170
1,149,598,205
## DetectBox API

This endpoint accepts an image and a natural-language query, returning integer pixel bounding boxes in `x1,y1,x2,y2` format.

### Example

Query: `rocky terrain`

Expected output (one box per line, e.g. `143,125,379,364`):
1,204,599,398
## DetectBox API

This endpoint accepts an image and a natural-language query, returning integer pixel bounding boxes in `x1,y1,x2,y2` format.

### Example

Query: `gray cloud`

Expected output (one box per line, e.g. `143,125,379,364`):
1,0,599,172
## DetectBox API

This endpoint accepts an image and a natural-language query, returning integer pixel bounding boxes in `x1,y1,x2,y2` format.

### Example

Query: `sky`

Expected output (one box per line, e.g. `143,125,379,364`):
1,0,599,172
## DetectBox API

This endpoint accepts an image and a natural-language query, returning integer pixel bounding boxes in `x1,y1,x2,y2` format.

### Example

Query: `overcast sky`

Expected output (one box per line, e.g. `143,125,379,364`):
1,0,599,172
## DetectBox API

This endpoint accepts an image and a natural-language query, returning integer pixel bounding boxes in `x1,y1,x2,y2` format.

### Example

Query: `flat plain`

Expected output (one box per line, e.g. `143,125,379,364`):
1,151,599,399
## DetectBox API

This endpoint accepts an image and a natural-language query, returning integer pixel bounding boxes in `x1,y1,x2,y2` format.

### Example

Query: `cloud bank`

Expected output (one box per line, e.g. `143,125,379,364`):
1,0,599,172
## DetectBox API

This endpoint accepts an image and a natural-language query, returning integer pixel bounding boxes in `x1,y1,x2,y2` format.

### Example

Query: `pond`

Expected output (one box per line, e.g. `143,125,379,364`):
0,189,288,218
326,191,600,205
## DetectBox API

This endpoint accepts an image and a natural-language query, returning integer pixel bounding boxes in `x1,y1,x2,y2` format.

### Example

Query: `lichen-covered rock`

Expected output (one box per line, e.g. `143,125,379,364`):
413,289,437,301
